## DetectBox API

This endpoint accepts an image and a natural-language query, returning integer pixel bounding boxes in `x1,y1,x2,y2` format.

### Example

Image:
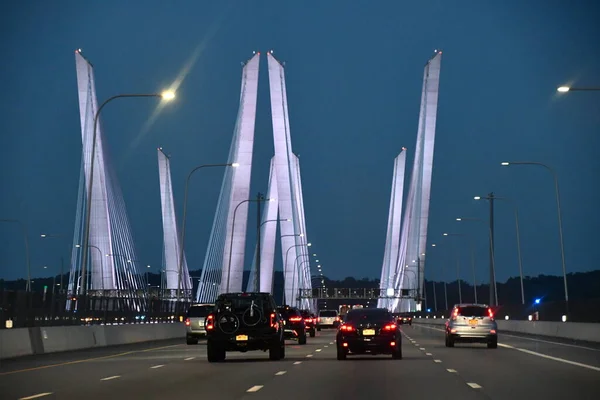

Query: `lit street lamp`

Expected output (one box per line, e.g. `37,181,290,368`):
80,88,176,296
557,86,600,92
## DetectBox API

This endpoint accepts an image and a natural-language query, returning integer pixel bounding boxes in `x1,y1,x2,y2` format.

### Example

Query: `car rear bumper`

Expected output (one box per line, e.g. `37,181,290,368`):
187,329,207,338
338,335,399,354
209,332,280,351
449,328,497,342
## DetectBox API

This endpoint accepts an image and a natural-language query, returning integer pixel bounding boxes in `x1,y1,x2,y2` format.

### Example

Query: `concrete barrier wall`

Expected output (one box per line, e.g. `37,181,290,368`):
413,318,600,343
0,322,185,360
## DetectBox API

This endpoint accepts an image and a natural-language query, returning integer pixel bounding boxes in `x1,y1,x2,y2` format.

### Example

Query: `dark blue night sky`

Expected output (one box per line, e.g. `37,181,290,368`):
1,1,599,287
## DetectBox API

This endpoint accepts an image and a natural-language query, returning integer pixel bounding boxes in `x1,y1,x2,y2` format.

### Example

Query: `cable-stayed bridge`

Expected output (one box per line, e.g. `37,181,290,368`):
68,50,315,312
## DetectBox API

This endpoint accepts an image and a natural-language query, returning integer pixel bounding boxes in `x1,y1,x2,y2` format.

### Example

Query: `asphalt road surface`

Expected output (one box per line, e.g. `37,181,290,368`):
1,324,599,399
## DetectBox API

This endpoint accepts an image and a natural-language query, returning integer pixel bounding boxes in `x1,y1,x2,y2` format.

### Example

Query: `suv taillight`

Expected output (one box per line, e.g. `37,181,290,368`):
184,318,191,326
289,316,302,322
270,313,277,329
206,314,214,330
488,308,494,320
382,323,397,331
340,324,355,332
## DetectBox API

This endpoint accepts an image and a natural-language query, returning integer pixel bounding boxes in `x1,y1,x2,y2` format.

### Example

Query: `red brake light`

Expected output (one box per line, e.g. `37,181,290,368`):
305,318,313,323
340,324,355,332
335,316,340,322
452,308,459,320
383,323,397,331
206,314,214,330
185,318,191,326
289,316,302,322
317,317,321,322
270,312,277,329
488,308,494,319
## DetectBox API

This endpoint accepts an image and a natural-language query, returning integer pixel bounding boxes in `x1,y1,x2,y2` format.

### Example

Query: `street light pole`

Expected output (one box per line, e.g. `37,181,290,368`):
80,90,175,297
281,239,307,304
475,194,524,304
501,161,568,314
255,192,264,292
1,219,31,291
456,217,498,306
177,162,236,301
225,197,272,293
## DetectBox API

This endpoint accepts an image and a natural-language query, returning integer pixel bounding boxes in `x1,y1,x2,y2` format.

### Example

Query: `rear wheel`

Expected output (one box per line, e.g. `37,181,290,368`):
487,338,498,349
445,335,454,348
269,339,284,360
392,345,403,360
336,345,347,360
317,325,321,331
298,333,307,345
309,329,316,338
207,340,225,362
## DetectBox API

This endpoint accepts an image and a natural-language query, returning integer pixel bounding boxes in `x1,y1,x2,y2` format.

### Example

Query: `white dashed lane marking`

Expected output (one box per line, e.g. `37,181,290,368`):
419,348,426,350
467,383,482,389
150,365,164,369
247,385,263,392
100,376,120,381
293,361,303,365
306,354,313,358
434,359,442,363
275,371,287,376
19,394,53,400
184,357,195,361
426,352,432,356
447,369,458,373
316,349,322,352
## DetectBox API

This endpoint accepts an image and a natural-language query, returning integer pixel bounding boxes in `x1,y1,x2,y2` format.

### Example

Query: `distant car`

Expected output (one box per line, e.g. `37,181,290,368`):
397,314,412,326
205,292,285,362
317,309,340,330
278,306,308,344
185,303,214,344
336,308,402,360
445,304,498,349
300,309,317,337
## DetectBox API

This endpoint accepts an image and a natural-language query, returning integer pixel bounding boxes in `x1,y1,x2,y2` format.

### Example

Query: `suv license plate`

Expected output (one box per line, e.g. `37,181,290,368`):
236,335,248,341
468,319,478,326
363,329,375,335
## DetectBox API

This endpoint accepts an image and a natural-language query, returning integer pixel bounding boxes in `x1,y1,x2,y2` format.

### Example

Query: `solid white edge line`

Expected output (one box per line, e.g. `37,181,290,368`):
467,383,482,389
100,375,121,381
498,344,600,372
500,332,600,352
19,394,53,400
275,371,287,376
247,385,264,392
415,323,600,373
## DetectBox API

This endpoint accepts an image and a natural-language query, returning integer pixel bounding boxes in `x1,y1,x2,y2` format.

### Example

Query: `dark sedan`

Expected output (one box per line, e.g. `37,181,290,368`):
336,308,402,360
277,306,307,345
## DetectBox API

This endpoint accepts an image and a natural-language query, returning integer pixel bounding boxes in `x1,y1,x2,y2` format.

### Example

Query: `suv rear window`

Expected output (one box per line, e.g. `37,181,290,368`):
187,305,213,318
346,309,391,323
216,294,270,313
278,307,300,319
457,306,488,317
319,310,337,317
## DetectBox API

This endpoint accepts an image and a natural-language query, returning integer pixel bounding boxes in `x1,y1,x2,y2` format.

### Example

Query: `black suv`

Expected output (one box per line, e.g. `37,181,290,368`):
205,292,285,362
300,309,316,337
277,306,307,344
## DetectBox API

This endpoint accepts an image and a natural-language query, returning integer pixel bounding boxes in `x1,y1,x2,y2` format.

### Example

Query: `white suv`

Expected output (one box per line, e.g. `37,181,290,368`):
317,309,340,330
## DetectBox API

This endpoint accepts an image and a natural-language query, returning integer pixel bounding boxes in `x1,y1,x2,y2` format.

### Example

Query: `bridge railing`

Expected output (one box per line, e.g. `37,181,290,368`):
0,289,193,329
298,288,418,300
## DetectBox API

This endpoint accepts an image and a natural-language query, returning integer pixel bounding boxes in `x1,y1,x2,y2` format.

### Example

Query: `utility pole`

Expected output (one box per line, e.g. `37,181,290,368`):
255,192,264,292
489,192,496,306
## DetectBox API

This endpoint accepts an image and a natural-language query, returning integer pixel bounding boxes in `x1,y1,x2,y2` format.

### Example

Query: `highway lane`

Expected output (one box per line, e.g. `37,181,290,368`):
1,326,599,399
408,324,600,399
